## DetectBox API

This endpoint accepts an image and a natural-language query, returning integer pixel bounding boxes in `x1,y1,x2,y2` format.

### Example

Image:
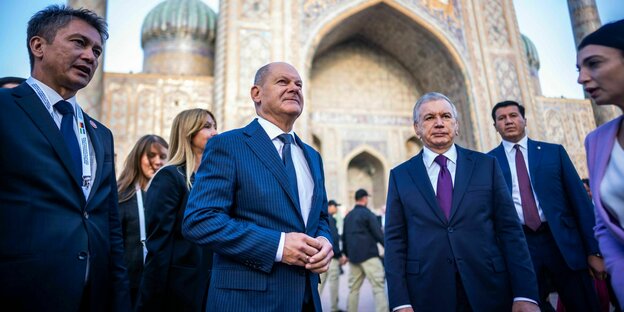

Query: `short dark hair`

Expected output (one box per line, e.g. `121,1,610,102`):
354,189,369,201
491,100,525,121
254,63,272,86
27,5,109,70
0,76,26,88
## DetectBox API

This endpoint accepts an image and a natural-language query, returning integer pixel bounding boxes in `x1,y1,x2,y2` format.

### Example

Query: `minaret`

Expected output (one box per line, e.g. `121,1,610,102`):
67,0,107,119
567,0,620,126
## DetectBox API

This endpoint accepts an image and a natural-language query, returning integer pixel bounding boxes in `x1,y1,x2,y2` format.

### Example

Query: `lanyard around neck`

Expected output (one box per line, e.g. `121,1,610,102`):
28,80,92,190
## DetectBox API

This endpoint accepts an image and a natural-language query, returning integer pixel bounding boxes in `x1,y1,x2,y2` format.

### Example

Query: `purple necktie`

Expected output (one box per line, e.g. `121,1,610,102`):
434,154,452,219
514,145,541,231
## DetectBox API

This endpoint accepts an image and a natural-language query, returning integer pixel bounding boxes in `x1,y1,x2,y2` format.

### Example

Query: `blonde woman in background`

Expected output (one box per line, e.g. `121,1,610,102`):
136,109,217,312
117,134,168,307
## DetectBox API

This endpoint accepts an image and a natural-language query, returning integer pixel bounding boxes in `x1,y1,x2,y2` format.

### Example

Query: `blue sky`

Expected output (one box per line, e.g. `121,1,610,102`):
1,0,622,99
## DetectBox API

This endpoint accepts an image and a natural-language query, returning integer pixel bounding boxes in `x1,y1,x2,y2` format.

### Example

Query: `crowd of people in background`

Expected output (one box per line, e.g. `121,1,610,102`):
0,4,623,312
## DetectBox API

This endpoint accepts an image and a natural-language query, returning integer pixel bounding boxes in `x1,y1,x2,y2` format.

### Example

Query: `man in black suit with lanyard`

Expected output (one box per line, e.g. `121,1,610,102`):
0,5,129,311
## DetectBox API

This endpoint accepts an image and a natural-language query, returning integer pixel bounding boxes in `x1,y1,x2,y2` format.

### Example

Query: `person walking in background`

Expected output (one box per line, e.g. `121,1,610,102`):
319,199,348,312
117,134,168,307
577,18,624,309
342,189,387,312
182,62,333,311
136,109,217,312
0,5,130,311
488,100,601,312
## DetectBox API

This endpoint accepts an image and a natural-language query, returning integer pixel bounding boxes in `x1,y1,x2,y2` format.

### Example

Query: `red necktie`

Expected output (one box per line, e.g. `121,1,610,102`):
514,145,541,231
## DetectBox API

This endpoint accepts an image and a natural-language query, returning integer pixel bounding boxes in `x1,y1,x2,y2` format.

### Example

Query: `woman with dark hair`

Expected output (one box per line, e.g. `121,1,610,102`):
577,19,624,307
117,134,168,306
136,109,217,312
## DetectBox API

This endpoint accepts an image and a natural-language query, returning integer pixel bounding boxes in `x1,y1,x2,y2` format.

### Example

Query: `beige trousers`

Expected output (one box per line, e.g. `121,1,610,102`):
319,258,341,311
347,257,388,312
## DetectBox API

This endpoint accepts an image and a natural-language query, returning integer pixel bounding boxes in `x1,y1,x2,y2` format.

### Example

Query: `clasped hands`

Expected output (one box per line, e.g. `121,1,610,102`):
281,232,333,273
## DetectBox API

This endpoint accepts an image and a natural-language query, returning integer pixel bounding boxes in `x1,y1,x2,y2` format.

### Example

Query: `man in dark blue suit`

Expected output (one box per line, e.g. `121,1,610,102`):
488,100,604,312
384,92,539,312
183,62,333,311
0,5,129,312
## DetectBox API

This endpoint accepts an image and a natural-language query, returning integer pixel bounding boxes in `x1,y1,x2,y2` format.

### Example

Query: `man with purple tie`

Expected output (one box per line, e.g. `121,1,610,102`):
488,100,603,312
384,92,539,312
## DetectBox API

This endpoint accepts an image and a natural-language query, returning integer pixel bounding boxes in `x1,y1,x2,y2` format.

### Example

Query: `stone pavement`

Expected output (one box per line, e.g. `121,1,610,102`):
320,262,386,312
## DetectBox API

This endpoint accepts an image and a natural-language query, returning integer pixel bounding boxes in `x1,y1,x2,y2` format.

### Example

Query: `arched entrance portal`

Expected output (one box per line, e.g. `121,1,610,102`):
347,151,385,209
307,1,472,206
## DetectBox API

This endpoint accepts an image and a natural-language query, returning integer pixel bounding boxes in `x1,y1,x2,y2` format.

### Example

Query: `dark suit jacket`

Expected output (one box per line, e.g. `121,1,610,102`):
119,191,144,294
183,119,331,312
329,216,342,259
384,145,538,311
488,139,599,270
342,205,384,264
136,165,212,312
0,83,130,311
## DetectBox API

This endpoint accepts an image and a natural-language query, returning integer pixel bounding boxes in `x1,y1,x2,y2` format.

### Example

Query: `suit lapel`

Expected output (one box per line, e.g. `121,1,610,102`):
593,117,622,191
84,113,104,204
12,85,83,189
406,152,447,224
493,144,513,193
527,139,542,181
244,120,304,224
449,146,475,221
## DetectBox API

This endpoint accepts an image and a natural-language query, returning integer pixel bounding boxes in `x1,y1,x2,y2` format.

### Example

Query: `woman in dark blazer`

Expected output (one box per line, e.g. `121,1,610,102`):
136,109,218,312
117,134,168,307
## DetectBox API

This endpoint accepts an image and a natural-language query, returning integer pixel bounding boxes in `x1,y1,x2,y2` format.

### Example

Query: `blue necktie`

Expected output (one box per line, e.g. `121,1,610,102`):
278,134,300,209
55,100,82,181
434,154,453,219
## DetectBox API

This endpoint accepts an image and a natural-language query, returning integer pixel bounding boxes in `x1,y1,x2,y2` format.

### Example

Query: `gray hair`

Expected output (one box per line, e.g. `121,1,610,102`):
412,92,459,123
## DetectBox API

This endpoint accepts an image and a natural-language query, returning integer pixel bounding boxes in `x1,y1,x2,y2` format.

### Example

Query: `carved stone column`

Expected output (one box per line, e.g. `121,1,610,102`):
67,0,107,119
568,0,620,125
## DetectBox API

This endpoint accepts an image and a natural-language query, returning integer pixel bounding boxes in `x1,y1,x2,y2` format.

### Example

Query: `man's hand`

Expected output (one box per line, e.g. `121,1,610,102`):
512,301,540,312
395,308,414,312
305,237,333,273
281,233,320,267
339,255,348,265
588,255,607,280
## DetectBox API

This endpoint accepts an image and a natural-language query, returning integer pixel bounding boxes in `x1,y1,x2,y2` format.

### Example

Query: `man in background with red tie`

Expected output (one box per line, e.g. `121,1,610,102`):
488,100,603,312
385,92,539,312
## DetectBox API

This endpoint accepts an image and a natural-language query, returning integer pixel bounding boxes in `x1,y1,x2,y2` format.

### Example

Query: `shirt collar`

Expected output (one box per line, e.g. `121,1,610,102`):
502,135,528,154
422,144,457,168
256,116,297,145
27,76,78,110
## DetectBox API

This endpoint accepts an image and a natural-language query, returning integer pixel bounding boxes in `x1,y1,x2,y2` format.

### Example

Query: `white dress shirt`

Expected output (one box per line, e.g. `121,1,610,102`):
600,140,624,228
256,117,314,262
422,144,458,191
501,136,546,224
26,77,96,198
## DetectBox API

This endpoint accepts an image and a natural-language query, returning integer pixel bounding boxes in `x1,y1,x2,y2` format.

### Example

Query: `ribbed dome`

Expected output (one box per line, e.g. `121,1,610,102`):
521,34,540,71
141,0,217,47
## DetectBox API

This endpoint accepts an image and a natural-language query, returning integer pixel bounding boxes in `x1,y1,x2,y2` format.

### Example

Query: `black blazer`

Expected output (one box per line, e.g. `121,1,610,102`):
136,165,213,312
0,83,130,311
329,216,342,258
342,205,384,264
119,191,144,297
